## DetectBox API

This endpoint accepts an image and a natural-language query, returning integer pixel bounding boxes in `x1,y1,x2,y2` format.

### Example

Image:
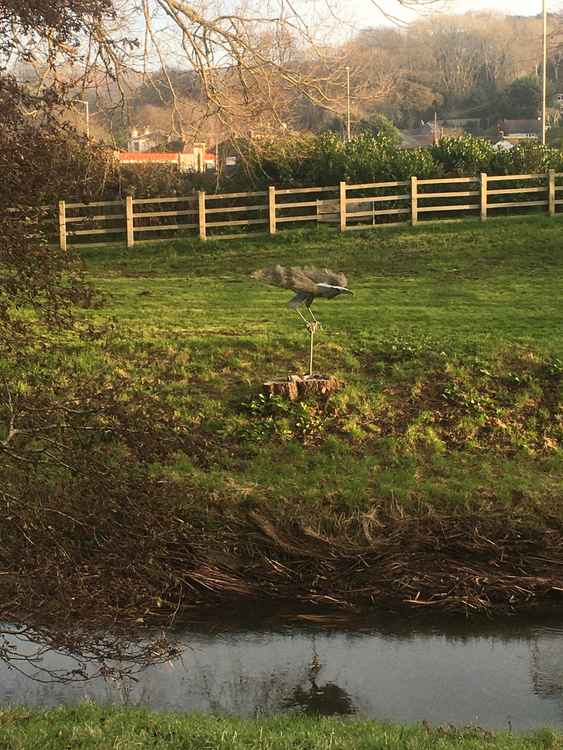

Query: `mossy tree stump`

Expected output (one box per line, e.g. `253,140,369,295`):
263,374,341,401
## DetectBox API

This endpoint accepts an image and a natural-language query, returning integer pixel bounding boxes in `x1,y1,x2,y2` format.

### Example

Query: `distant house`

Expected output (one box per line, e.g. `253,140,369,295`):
398,124,461,149
118,142,216,172
499,119,539,139
442,117,481,130
127,128,167,152
119,151,178,166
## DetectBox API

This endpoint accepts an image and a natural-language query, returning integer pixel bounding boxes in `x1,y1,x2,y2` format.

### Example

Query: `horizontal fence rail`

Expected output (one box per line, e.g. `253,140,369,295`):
8,170,563,250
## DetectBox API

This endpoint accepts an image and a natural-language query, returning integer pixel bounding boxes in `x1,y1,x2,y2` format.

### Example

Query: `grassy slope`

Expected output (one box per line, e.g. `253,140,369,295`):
3,216,562,621
79,216,562,515
0,706,560,750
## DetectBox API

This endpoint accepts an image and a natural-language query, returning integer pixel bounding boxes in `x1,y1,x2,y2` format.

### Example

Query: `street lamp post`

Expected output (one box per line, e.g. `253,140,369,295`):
346,66,351,142
542,0,547,145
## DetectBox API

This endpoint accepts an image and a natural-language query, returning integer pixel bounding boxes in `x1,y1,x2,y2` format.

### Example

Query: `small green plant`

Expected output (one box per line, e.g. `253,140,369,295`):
240,393,328,444
544,357,562,380
442,381,488,414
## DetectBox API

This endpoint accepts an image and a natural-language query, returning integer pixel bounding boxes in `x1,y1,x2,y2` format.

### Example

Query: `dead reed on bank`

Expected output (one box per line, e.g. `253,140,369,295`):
3,488,562,628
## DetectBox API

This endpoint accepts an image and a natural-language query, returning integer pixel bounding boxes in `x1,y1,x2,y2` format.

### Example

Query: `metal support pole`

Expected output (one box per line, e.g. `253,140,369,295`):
309,325,315,377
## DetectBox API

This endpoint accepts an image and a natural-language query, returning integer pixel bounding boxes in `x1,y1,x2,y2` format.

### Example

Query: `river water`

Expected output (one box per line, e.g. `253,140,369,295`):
2,611,563,730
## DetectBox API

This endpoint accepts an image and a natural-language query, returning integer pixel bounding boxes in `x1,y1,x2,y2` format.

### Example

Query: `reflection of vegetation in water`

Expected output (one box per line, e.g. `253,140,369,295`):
0,623,179,687
185,636,359,717
530,636,563,706
196,665,290,717
284,681,356,716
282,647,357,716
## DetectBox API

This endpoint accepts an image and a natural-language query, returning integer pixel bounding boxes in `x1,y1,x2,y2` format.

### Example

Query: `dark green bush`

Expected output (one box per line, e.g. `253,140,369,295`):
388,147,440,181
356,113,403,146
115,164,218,198
430,135,495,176
490,141,563,175
110,135,563,196
231,132,442,188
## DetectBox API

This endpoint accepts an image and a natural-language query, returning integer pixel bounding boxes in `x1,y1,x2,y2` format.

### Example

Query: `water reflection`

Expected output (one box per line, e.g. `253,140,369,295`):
1,611,563,730
0,622,176,688
282,651,356,715
530,630,563,701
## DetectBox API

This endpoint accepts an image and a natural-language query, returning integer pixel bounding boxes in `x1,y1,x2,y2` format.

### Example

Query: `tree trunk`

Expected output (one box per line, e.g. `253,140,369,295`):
263,375,341,401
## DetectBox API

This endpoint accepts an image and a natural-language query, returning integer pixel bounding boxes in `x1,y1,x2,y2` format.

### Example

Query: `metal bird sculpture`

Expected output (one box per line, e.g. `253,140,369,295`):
251,265,353,327
251,265,353,376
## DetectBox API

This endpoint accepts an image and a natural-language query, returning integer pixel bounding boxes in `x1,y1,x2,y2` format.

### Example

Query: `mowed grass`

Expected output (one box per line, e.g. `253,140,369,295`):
44,217,563,518
85,216,563,350
0,706,560,750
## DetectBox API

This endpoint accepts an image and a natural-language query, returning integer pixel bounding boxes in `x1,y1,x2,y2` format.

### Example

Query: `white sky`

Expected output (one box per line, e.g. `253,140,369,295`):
349,0,544,27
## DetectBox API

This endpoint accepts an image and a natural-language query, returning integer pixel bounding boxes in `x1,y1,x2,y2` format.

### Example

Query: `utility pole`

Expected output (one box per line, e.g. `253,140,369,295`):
346,66,351,142
75,99,90,139
542,0,547,145
433,111,438,144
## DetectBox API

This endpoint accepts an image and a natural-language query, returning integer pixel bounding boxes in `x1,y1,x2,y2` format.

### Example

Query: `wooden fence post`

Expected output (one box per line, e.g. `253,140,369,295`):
339,181,347,232
125,196,134,248
410,176,418,226
480,172,488,222
198,190,207,240
58,200,67,251
268,186,276,235
548,169,556,216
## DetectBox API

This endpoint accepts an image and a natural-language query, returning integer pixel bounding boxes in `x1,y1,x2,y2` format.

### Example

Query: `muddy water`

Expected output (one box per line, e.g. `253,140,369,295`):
2,612,563,730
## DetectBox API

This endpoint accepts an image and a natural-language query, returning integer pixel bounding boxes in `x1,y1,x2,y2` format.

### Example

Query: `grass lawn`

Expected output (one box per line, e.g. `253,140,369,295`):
0,706,561,750
77,216,562,514
2,215,562,620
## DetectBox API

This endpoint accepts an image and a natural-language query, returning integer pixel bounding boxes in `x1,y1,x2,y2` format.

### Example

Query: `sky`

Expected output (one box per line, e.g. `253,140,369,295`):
308,0,550,43
350,0,545,27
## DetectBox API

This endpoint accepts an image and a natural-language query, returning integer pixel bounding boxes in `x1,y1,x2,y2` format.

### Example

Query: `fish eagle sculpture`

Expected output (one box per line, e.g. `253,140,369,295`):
251,265,352,326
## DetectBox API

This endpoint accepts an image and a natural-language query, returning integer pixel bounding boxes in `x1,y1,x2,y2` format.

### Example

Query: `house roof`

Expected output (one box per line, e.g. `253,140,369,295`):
118,150,216,164
119,151,177,162
501,119,539,134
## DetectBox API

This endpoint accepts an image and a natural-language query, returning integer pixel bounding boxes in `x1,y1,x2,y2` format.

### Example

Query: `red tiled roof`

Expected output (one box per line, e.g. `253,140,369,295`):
119,152,177,162
119,151,216,161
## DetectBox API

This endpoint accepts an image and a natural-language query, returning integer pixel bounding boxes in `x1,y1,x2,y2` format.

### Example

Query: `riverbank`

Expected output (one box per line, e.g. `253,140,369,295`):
2,217,562,623
0,706,560,749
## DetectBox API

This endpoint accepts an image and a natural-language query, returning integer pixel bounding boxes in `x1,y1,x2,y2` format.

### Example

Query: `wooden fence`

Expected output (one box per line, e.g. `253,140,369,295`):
25,170,563,249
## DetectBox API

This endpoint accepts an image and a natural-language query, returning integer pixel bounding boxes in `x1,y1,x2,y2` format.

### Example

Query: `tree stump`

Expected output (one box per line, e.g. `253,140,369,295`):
263,374,341,401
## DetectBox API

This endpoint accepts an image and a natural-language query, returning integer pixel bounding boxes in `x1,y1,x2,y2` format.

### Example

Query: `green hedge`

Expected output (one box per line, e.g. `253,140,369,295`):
88,134,563,200
231,133,563,189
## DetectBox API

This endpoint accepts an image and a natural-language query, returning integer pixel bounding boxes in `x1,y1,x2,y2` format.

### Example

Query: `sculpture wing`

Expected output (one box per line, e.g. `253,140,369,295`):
288,291,314,308
302,266,348,289
251,265,317,294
